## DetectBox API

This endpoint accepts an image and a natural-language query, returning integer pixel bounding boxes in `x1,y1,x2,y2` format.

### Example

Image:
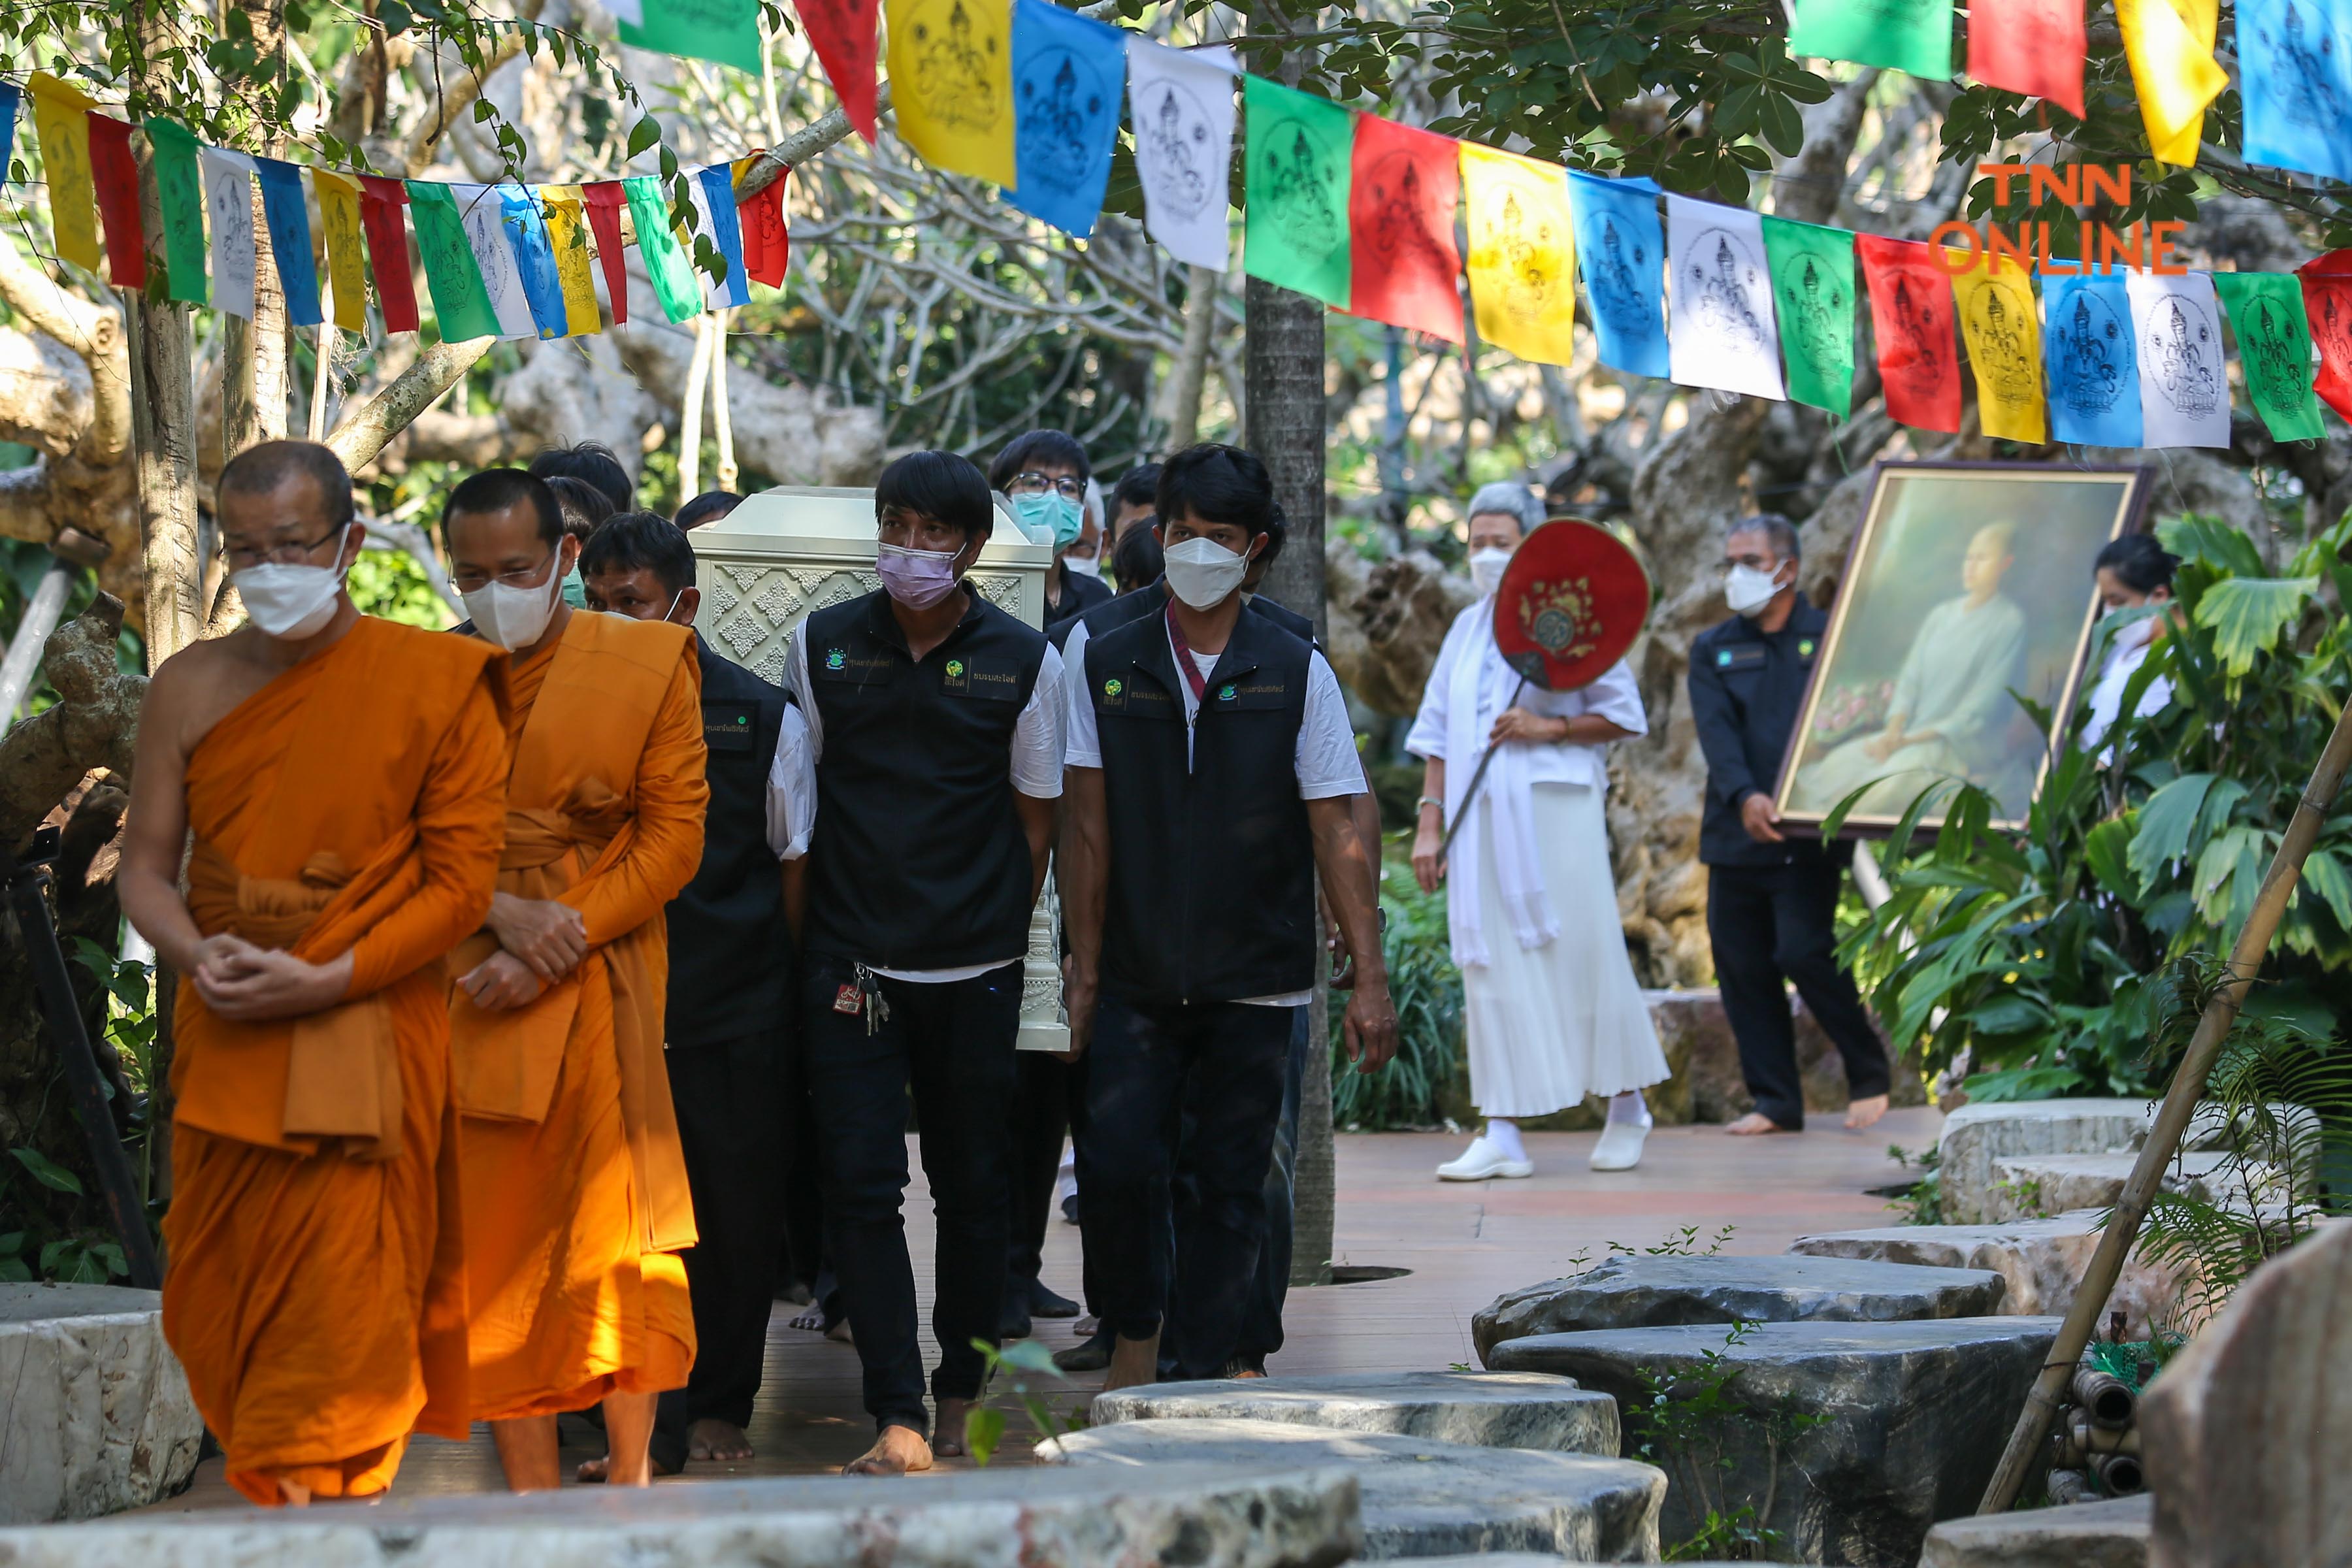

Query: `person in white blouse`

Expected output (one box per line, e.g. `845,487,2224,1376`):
1407,483,1669,1179
2081,532,2180,754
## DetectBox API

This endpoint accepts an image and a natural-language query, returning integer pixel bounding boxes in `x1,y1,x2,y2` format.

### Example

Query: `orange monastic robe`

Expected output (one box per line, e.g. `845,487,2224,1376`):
161,617,509,1507
453,610,708,1420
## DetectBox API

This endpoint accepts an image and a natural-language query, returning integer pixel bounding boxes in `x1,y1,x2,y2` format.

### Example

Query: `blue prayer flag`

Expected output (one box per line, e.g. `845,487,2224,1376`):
251,157,322,327
1007,0,1124,239
694,165,751,308
2240,0,2352,182
2042,272,2142,447
1565,171,1669,378
499,186,568,340
0,83,19,182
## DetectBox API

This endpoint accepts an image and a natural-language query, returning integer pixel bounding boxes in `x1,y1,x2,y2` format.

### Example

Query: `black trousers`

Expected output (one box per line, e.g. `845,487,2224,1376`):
649,1026,788,1473
1235,1004,1309,1359
1006,1051,1074,1294
1706,857,1890,1130
1083,994,1291,1380
800,953,1020,1435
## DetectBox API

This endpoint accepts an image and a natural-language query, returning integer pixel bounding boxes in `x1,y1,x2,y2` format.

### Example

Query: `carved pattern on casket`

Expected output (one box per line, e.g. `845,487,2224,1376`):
971,573,1022,611
719,612,766,658
753,644,789,685
708,580,740,619
725,564,764,591
754,576,801,625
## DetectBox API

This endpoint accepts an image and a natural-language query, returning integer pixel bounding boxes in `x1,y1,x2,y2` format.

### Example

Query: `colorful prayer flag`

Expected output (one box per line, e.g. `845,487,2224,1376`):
1952,254,2047,443
2042,272,2142,445
27,76,99,273
1243,76,1353,308
1126,37,1236,272
1786,0,1953,78
2238,0,2352,182
1460,143,1578,365
1565,171,1668,378
1856,234,1962,432
798,0,881,143
619,0,764,74
625,174,706,324
447,182,538,340
540,186,603,336
144,118,207,306
1760,216,1855,417
582,181,632,325
1665,195,1784,400
499,185,569,340
887,0,1017,188
404,181,503,342
310,171,368,332
691,165,752,308
2124,268,2232,446
0,83,19,181
734,159,790,288
1007,0,1124,240
86,115,145,289
1966,0,2087,118
1345,116,1462,344
2214,270,2326,441
2115,0,2225,165
201,148,259,321
356,176,420,334
252,157,323,328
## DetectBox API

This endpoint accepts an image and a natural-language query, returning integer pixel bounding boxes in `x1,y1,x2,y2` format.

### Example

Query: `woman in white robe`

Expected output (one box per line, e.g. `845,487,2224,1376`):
1406,485,1669,1179
2081,532,2180,753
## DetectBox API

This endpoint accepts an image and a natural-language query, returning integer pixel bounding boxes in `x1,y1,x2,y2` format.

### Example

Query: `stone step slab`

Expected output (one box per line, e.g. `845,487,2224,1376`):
1938,1099,2157,1224
1788,1212,2189,1339
1918,1495,2150,1568
1980,1151,2251,1225
1469,1253,2006,1364
0,1283,203,1524
0,1463,1360,1567
1490,1316,2063,1568
1042,1418,1663,1562
1091,1371,1617,1456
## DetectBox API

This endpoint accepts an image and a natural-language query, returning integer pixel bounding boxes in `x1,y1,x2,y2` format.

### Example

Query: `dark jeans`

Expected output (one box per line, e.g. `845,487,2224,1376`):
1006,1050,1074,1294
801,954,1021,1435
1235,1005,1309,1360
1083,993,1291,1380
1706,857,1890,1130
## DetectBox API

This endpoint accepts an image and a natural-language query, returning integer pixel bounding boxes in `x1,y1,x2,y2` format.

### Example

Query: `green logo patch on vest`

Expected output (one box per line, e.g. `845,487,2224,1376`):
1799,638,1816,659
1717,649,1734,667
825,648,846,671
945,659,966,678
1217,683,1237,701
1103,678,1123,697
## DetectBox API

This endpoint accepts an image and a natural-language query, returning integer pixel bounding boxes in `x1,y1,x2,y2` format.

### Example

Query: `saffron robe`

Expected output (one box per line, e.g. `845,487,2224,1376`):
453,610,708,1420
161,616,510,1507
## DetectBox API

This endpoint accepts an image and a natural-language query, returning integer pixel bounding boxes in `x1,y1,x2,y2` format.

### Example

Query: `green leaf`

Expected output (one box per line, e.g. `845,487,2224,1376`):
380,0,412,35
994,1337,1062,1377
2129,774,2217,885
627,114,662,159
2157,514,2266,578
964,1406,1005,1467
2300,848,2352,930
2084,815,2136,899
10,1146,84,1196
2194,576,2319,678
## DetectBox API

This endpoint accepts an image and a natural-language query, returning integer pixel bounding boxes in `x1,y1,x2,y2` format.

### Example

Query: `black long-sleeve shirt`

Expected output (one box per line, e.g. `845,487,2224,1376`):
1687,598,1835,868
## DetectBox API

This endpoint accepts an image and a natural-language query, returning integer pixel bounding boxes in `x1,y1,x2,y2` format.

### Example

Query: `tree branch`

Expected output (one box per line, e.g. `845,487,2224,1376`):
325,335,498,471
0,595,142,848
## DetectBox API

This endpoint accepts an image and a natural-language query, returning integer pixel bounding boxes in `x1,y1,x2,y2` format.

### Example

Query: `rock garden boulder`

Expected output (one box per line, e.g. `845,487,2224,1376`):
1788,1213,2190,1339
1918,1496,2149,1568
1490,1316,2062,1568
1938,1099,2156,1224
1471,1253,2006,1365
0,1282,202,1524
1044,1418,1663,1561
1978,1151,2240,1225
1092,1371,1617,1456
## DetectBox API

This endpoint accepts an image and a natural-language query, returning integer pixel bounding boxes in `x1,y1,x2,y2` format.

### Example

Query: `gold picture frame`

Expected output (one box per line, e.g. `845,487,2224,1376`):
1772,461,2154,837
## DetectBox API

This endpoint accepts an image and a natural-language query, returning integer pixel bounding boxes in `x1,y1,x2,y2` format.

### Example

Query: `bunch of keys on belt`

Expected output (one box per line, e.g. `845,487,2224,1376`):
832,962,892,1036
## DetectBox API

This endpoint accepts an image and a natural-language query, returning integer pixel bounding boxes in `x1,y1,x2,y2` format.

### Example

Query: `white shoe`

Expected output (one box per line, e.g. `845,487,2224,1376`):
1590,1119,1650,1172
1437,1135,1535,1182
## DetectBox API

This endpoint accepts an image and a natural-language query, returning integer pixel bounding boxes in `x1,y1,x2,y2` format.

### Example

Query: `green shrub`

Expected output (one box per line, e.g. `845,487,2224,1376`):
1332,839,1465,1130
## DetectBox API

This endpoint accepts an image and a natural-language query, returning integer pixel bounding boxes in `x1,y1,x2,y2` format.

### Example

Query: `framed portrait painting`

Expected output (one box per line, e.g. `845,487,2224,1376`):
1772,461,2153,836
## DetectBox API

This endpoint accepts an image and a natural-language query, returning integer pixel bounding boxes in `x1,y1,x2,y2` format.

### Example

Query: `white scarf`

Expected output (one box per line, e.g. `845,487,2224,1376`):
1445,605,1559,968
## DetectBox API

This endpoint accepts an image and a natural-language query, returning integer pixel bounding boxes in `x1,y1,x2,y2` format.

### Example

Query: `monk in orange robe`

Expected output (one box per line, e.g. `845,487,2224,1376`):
118,441,510,1507
438,470,707,1490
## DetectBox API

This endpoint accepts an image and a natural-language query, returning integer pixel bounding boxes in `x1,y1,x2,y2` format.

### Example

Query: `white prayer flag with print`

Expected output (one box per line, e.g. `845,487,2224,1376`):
2125,269,2233,448
199,148,258,321
1126,37,1237,272
1665,194,1786,401
449,182,540,341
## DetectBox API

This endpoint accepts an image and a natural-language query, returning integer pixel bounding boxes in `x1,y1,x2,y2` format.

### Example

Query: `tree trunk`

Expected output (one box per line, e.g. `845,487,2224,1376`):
127,299,203,666
1160,265,1220,452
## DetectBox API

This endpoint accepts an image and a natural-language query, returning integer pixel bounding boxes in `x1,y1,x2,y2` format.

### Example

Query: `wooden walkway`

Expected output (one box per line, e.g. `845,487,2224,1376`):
158,1111,1938,1505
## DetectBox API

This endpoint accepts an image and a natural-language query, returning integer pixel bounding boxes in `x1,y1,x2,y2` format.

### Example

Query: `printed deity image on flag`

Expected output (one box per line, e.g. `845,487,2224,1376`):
2215,271,2325,440
1251,116,1346,262
1138,76,1217,219
1015,45,1110,190
1666,197,1783,399
2043,274,2140,446
2240,0,2352,182
1586,212,1655,338
2131,273,2230,446
904,0,1005,135
1682,228,1772,353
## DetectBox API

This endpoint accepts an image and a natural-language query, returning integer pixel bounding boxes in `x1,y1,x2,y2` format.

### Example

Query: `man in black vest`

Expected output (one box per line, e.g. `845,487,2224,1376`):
1062,444,1397,1390
578,512,806,1475
775,451,1061,1476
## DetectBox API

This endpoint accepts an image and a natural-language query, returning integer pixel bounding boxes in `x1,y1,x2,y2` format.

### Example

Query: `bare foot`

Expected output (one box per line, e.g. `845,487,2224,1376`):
843,1425,932,1477
1072,1314,1100,1337
1103,1331,1162,1392
1725,1112,1797,1137
1844,1094,1889,1132
789,1305,826,1331
688,1418,753,1463
826,1317,855,1345
1230,1368,1267,1380
575,1453,678,1483
932,1397,974,1460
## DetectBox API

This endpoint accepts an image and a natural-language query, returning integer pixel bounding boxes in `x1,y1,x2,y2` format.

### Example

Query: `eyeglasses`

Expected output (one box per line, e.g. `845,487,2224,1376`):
1718,554,1780,575
223,526,348,571
1007,472,1086,502
451,546,559,595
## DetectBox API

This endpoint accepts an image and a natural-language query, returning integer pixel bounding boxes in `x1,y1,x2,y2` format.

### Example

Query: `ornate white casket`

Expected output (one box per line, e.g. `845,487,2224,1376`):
687,487,1068,1052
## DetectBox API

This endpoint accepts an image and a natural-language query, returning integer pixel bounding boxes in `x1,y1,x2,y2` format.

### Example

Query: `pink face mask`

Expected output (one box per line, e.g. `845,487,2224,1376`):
875,542,962,610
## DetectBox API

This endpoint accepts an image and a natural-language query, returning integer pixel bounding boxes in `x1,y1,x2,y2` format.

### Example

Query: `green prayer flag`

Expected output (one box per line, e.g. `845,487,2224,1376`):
404,182,502,342
619,0,764,75
625,176,705,325
142,118,208,306
1786,0,1952,80
1243,76,1352,308
1761,215,1857,419
2215,270,2327,442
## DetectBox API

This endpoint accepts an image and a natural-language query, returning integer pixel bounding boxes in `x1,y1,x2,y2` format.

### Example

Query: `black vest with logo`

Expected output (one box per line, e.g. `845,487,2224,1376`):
803,588,1045,969
664,634,793,1043
1086,604,1318,1005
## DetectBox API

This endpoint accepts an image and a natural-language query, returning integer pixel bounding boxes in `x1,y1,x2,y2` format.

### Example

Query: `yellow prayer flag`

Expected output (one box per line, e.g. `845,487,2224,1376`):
1952,253,2046,444
2116,0,2225,167
1459,143,1579,368
27,74,99,273
310,169,369,333
541,186,602,338
886,0,1017,189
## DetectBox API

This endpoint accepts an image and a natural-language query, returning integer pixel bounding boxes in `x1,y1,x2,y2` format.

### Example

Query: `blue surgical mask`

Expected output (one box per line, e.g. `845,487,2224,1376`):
560,566,589,608
1015,491,1085,548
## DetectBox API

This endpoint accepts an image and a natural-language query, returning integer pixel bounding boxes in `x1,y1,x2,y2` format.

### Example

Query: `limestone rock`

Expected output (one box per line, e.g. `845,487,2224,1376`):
2141,1218,2352,1568
1044,1418,1664,1561
1980,1151,2240,1225
1471,1253,2007,1364
1919,1496,2150,1568
0,1283,201,1524
1490,1316,2063,1567
0,1463,1362,1567
1090,1371,1617,1456
1789,1212,2191,1339
1938,1099,2155,1224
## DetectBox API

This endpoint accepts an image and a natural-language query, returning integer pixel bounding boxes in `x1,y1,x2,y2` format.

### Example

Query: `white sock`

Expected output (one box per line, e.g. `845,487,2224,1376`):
1607,1091,1652,1128
1484,1118,1526,1162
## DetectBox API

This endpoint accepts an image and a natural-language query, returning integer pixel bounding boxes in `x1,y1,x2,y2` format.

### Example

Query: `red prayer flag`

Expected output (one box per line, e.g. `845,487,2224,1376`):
1966,0,2087,119
86,114,146,289
2298,251,2352,421
581,181,630,326
738,162,790,288
798,0,881,145
1345,116,1464,344
1857,235,1962,434
355,176,420,335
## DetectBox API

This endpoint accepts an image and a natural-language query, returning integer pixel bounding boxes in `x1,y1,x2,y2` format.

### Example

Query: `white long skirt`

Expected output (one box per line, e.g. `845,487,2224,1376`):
1458,781,1669,1119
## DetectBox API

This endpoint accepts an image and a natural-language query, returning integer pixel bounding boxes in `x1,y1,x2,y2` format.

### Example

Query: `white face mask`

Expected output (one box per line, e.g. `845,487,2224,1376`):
231,524,358,640
1162,535,1252,610
1469,547,1513,598
1725,562,1786,618
1065,552,1102,580
463,546,568,651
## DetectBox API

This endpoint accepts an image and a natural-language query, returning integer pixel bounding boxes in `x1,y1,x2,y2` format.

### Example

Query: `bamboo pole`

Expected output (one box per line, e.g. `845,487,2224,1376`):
679,314,713,501
711,307,738,493
1977,697,2352,1513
